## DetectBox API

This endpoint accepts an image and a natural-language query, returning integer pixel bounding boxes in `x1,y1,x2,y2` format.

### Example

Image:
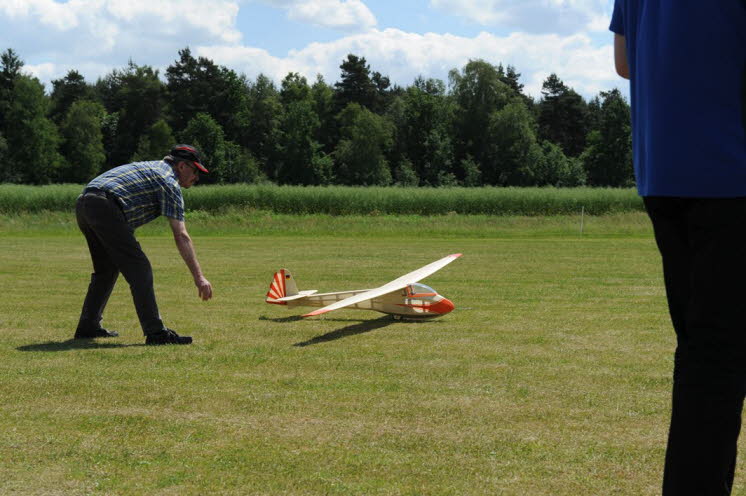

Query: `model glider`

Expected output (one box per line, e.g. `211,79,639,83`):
265,253,462,319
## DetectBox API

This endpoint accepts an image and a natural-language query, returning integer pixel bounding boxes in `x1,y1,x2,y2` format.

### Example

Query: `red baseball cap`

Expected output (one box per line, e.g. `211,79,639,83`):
171,144,208,173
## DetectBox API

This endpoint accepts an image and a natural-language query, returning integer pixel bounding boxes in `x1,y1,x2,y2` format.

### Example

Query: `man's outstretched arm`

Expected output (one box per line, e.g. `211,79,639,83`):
169,217,213,301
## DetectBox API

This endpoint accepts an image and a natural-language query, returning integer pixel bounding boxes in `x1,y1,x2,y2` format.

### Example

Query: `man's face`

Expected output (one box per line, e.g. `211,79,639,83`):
177,161,200,188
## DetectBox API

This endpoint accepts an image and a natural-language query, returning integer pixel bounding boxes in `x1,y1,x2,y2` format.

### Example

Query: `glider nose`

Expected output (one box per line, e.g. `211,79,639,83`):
432,297,455,315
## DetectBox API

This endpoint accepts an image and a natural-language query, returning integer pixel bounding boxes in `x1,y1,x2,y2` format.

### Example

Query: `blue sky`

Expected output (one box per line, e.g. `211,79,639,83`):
0,0,626,100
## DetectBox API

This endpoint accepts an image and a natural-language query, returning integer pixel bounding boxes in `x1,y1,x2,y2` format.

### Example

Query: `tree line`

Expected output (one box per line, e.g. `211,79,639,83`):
0,47,634,187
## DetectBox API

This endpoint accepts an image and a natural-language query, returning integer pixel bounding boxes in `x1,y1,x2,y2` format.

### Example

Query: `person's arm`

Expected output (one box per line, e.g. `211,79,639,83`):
169,217,213,301
614,33,630,79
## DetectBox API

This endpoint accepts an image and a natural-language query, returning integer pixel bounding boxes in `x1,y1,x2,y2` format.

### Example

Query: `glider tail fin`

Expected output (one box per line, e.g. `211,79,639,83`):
266,269,299,304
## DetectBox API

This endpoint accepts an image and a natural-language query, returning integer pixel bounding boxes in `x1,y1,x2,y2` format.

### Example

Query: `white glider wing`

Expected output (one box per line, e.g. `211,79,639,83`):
303,253,462,317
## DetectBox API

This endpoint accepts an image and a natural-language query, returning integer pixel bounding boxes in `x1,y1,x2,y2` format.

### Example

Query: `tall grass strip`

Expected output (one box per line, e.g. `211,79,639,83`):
0,184,643,216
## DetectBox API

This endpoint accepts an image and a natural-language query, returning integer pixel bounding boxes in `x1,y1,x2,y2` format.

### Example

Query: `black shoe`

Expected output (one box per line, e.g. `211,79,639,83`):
74,327,120,339
145,329,192,345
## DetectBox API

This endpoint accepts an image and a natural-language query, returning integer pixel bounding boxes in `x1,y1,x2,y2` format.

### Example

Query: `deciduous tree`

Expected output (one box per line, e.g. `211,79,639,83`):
4,75,63,183
311,75,336,154
582,89,633,187
484,100,542,186
277,99,331,185
222,140,262,184
533,140,586,187
400,77,455,186
334,103,393,185
131,119,175,162
59,100,106,183
96,62,165,168
246,74,282,179
449,60,515,176
180,113,226,184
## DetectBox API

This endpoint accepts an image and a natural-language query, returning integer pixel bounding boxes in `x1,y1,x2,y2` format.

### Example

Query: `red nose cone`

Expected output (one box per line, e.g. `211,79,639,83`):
432,297,455,315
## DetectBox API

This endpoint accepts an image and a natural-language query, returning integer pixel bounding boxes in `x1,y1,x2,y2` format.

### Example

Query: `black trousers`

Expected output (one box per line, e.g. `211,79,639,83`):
76,191,165,336
645,197,746,496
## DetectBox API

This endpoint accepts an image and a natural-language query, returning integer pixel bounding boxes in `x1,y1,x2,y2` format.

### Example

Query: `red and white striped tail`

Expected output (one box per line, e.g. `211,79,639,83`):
266,270,287,303
265,269,298,305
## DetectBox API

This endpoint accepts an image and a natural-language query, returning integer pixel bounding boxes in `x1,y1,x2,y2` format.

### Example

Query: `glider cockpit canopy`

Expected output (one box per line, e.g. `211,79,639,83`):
405,283,437,297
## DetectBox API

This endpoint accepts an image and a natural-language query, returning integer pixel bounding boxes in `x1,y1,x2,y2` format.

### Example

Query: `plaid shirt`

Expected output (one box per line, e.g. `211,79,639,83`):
85,161,185,229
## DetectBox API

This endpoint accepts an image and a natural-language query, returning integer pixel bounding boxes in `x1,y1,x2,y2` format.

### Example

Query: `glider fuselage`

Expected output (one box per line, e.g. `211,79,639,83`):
277,285,454,318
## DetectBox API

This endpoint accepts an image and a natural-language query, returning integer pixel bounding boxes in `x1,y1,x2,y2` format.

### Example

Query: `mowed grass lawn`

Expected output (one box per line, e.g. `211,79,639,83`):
1,213,744,495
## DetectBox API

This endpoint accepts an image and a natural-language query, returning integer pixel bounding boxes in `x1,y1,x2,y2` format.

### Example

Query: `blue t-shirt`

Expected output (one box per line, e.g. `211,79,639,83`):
610,0,746,197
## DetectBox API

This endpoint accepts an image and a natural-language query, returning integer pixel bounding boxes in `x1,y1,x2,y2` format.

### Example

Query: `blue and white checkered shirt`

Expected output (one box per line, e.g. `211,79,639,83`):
85,161,185,229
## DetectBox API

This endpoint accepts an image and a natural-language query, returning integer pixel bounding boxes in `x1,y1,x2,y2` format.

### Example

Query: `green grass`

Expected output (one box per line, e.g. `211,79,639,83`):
0,184,644,216
1,212,744,495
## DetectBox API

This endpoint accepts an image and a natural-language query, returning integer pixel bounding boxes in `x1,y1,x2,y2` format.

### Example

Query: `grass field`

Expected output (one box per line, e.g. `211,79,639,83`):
1,211,744,495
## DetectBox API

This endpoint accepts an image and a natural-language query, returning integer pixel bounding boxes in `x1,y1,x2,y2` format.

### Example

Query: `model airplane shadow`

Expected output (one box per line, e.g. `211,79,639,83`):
258,315,305,323
259,315,385,324
17,339,146,352
293,315,439,347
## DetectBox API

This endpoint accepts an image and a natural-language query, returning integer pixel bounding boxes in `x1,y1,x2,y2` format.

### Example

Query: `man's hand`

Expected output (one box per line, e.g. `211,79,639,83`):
195,276,213,301
169,218,213,302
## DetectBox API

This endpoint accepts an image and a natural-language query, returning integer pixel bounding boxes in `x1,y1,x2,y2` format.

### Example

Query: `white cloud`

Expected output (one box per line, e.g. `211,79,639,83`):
195,44,303,80
259,0,376,31
0,0,242,87
199,28,622,99
23,62,59,83
0,0,79,30
0,0,242,59
105,0,242,42
429,0,611,34
587,13,612,32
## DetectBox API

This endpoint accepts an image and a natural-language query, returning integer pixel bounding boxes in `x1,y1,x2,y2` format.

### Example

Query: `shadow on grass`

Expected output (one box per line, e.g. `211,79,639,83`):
258,315,305,323
293,315,399,347
17,339,146,352
259,315,383,324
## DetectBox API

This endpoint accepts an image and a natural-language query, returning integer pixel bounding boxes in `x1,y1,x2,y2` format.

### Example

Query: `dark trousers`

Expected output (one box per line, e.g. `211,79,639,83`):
76,191,165,336
644,197,746,496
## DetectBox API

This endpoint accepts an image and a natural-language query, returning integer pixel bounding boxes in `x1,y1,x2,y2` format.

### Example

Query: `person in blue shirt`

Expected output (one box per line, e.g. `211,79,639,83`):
74,144,213,345
611,1,746,494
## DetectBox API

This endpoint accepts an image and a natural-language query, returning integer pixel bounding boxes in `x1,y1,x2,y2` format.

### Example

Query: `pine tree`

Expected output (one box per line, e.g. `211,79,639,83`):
50,70,94,124
165,47,250,143
334,54,378,113
0,49,24,136
537,73,589,157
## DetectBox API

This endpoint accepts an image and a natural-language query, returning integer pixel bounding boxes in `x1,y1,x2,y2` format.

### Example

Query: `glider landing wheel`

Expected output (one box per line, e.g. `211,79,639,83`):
392,315,403,321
